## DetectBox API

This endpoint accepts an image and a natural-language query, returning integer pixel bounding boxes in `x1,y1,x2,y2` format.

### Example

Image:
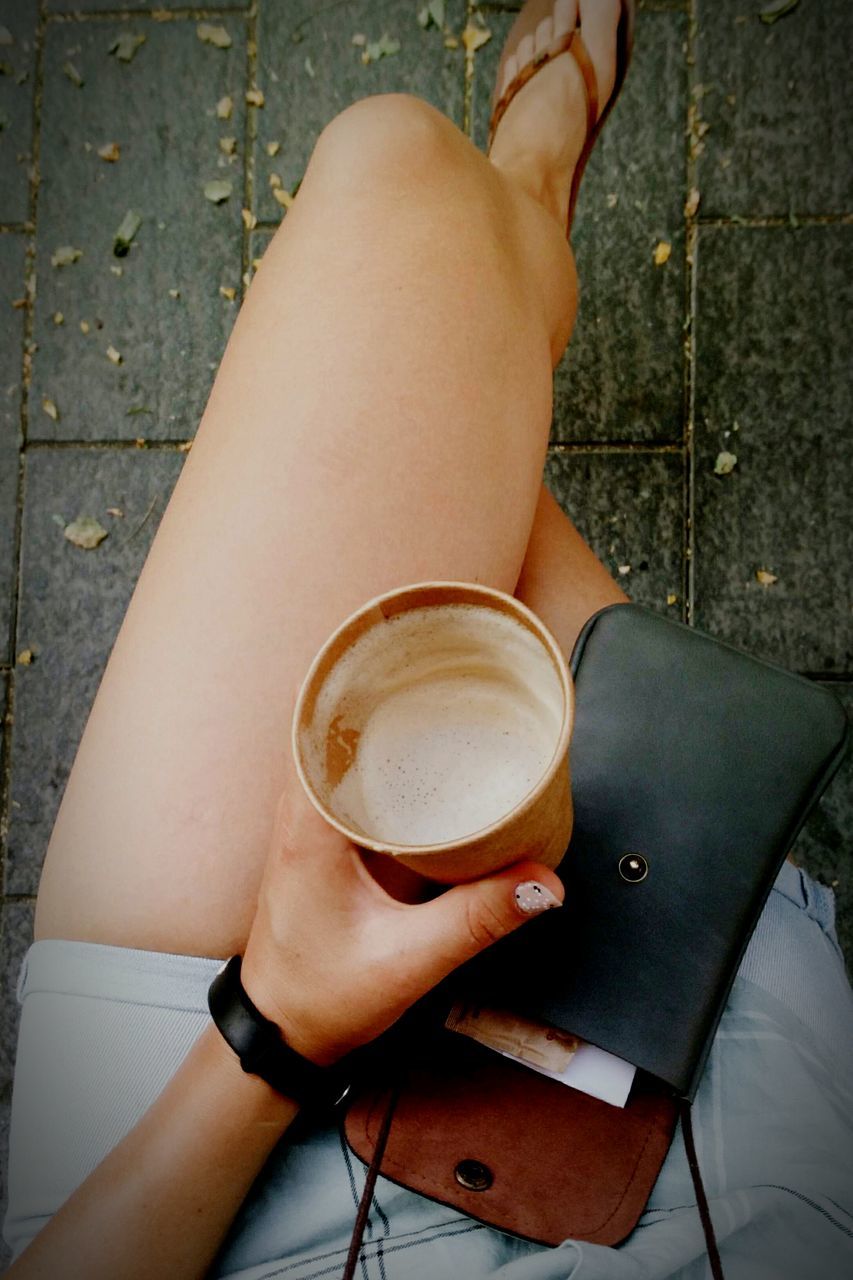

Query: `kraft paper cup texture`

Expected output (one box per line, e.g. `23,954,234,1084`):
292,581,574,883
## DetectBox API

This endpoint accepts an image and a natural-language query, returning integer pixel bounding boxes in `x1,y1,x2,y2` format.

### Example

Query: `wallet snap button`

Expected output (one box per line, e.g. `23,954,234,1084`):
455,1159,493,1191
619,853,648,883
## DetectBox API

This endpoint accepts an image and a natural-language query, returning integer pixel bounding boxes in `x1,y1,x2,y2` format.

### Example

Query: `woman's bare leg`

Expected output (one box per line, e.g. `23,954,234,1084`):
34,92,589,956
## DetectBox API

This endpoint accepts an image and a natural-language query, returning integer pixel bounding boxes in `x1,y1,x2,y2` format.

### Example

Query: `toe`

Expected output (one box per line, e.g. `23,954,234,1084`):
534,16,553,57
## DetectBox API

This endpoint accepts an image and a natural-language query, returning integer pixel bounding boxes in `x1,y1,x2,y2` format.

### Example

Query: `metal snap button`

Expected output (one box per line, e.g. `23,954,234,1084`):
619,853,648,883
455,1159,493,1191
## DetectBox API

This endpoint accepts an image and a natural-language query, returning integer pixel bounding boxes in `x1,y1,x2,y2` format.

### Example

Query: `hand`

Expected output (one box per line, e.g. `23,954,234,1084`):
240,752,565,1066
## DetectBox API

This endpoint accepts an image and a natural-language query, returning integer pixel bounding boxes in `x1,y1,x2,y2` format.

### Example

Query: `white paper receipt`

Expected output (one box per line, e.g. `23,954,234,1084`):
445,1000,636,1109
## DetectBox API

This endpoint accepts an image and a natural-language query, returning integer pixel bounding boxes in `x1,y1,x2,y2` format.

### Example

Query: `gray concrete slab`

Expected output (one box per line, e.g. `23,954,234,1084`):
0,0,37,225
473,6,688,443
252,0,467,224
793,683,852,971
544,448,685,614
30,17,246,441
695,0,853,217
5,448,183,894
47,0,246,10
693,225,852,674
0,902,31,1097
0,232,25,664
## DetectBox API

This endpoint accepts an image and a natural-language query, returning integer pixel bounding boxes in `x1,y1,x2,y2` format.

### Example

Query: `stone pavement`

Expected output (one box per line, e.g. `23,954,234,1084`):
0,0,850,1261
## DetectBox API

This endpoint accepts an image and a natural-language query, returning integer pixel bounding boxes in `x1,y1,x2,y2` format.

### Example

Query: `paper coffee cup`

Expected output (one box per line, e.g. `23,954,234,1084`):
292,581,574,883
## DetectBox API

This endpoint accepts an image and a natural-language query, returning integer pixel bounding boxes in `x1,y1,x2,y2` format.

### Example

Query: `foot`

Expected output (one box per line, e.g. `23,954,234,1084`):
487,0,623,233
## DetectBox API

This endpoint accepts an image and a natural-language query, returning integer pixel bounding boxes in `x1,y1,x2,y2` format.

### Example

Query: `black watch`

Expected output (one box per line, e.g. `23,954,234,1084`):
207,955,352,1111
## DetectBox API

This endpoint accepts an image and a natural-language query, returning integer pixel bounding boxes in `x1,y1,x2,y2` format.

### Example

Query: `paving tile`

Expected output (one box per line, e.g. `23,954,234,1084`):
695,0,853,217
0,233,25,664
0,0,37,224
0,902,32,1097
473,7,688,443
252,0,467,224
544,448,685,613
6,449,183,894
693,226,852,673
30,17,247,442
792,683,852,971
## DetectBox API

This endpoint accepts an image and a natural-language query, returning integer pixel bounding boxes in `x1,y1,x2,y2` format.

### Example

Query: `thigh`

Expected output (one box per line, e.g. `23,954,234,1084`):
34,100,575,959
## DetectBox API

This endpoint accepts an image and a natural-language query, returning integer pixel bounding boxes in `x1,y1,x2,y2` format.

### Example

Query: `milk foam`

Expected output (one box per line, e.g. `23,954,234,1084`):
303,604,564,847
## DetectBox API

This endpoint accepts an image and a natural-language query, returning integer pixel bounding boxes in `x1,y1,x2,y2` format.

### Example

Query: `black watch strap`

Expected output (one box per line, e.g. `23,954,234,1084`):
207,955,352,1111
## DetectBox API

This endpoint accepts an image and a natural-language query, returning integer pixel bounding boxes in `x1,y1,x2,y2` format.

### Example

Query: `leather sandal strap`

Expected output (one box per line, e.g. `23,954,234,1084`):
487,23,600,154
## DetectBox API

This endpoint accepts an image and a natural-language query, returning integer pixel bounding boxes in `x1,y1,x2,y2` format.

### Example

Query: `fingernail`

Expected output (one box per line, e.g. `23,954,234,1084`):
514,881,562,915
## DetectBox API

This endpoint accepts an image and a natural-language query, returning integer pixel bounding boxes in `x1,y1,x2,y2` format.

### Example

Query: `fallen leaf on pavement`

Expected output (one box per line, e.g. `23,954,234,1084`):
216,95,233,120
197,23,232,48
684,187,700,217
756,569,778,586
204,178,232,202
42,397,59,421
654,240,672,266
246,87,265,107
16,649,33,665
106,344,122,364
51,245,82,268
461,21,491,54
113,209,141,256
63,60,84,87
64,516,108,550
109,33,146,62
713,451,737,475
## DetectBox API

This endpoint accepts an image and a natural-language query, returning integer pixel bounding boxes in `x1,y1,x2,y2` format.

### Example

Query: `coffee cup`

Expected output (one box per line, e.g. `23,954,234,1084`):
291,581,574,883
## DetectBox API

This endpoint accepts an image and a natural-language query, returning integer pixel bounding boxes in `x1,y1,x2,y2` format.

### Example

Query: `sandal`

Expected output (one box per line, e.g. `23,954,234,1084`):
486,0,637,239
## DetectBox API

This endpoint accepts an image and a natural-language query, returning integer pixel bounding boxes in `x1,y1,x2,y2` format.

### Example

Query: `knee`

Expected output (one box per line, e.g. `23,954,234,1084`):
311,93,464,188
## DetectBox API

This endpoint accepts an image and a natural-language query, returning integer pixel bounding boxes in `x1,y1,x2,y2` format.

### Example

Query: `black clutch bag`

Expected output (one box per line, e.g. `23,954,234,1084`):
344,604,849,1246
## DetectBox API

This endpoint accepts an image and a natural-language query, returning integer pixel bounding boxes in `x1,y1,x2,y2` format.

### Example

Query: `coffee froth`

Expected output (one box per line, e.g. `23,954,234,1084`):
301,603,565,847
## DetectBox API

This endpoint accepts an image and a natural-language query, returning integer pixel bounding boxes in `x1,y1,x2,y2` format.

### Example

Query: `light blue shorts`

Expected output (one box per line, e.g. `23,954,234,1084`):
5,860,853,1279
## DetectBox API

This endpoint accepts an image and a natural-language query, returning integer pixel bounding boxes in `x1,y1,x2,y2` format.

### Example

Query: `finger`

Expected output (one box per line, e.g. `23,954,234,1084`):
394,860,565,995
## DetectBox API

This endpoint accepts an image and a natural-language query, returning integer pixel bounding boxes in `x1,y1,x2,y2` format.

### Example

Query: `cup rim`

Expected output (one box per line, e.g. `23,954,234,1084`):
291,580,574,855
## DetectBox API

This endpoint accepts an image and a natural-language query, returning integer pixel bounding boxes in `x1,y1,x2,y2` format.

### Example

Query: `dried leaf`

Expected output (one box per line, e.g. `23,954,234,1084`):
269,172,282,188
241,207,257,230
98,140,120,162
266,139,281,156
362,32,401,63
204,178,232,203
109,33,146,63
759,0,800,23
351,33,367,46
443,35,459,48
51,245,82,268
0,26,12,46
106,507,124,517
53,311,64,325
246,87,265,107
42,396,59,421
177,441,192,453
64,516,108,550
113,208,141,256
16,649,33,665
11,296,26,309
168,288,180,299
80,320,90,334
417,1,446,30
63,60,84,87
304,55,315,77
461,21,491,54
106,344,122,364
126,406,152,416
617,564,632,576
713,450,737,475
219,285,236,301
273,188,293,209
653,240,672,266
216,94,233,120
219,135,237,155
684,187,701,218
606,192,618,208
756,569,778,586
666,593,678,606
197,22,232,49
110,265,123,277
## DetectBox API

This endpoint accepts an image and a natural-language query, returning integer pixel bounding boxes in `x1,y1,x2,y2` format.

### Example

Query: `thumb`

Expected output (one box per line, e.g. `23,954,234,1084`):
401,860,565,995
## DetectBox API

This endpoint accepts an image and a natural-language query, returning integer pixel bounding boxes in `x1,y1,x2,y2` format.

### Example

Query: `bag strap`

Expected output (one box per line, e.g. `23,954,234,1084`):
680,1099,726,1279
341,1077,402,1280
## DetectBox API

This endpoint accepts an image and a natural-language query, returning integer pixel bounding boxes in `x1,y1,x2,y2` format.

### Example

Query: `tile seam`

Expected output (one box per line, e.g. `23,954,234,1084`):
684,0,698,626
698,214,853,228
45,7,252,22
240,1,257,293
